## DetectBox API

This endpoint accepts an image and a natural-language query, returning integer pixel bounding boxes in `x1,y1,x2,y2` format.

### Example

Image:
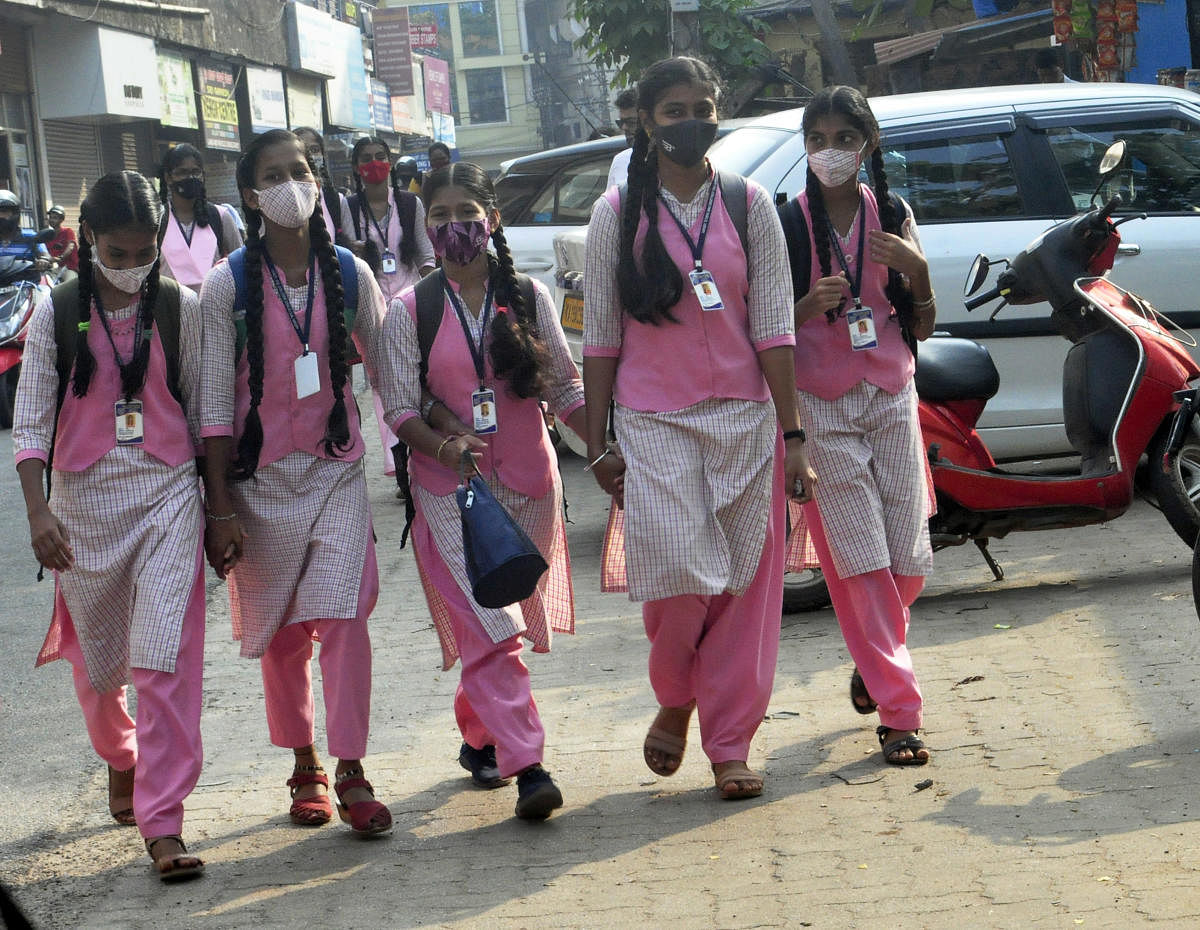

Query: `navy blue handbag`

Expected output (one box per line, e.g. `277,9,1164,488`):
456,472,549,609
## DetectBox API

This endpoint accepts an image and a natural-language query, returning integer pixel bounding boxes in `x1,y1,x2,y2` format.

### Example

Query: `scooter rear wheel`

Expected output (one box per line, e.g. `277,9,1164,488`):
1147,420,1200,548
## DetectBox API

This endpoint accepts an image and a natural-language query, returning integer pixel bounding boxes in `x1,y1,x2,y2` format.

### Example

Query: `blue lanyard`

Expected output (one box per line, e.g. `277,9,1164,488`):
442,269,493,386
93,291,151,387
660,177,719,269
263,247,317,354
824,192,867,305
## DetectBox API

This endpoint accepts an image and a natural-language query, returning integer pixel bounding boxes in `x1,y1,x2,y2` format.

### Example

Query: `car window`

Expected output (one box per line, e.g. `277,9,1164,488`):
522,155,611,225
881,134,1022,222
1045,119,1200,213
708,126,798,178
496,172,549,225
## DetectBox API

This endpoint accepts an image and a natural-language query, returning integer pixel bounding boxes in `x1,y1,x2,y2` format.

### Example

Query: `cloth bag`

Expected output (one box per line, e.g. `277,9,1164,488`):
456,470,548,608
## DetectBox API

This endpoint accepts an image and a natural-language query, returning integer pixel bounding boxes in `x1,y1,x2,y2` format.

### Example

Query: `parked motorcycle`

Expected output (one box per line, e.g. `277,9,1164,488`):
785,141,1200,612
0,228,54,429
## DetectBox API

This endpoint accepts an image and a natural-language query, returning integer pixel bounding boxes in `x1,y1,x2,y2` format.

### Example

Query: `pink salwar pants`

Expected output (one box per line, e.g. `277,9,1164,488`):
56,568,205,841
641,478,786,765
803,501,924,731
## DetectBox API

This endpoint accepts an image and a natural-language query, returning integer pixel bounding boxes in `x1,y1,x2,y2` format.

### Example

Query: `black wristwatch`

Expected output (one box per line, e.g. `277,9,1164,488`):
783,428,806,443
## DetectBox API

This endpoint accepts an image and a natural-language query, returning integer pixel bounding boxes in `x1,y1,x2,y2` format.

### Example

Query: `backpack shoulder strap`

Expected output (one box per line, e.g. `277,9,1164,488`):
228,246,249,358
412,273,444,388
333,245,359,328
346,193,363,239
206,203,229,256
323,185,343,237
151,276,184,405
514,272,539,330
715,171,749,260
396,190,418,264
51,278,81,416
156,209,169,250
777,195,812,304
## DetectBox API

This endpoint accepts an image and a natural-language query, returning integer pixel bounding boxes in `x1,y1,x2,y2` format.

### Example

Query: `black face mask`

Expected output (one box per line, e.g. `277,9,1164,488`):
655,119,719,168
0,217,17,237
171,177,205,201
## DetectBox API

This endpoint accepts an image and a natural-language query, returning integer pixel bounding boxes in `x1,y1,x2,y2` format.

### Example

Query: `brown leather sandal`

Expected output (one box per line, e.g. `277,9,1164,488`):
108,764,136,826
145,836,204,882
286,764,332,826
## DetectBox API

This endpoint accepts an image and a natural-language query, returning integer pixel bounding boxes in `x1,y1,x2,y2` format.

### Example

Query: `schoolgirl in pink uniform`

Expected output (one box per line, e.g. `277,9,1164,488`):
582,57,815,800
14,171,206,881
198,129,392,836
157,144,242,292
782,85,938,766
377,161,585,821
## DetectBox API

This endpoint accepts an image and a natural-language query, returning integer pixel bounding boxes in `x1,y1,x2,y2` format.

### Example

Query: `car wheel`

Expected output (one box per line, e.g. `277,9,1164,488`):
1147,418,1200,547
782,568,832,613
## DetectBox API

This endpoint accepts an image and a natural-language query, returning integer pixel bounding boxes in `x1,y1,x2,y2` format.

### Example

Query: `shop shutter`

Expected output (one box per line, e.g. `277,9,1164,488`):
0,24,29,93
43,120,101,225
99,122,155,176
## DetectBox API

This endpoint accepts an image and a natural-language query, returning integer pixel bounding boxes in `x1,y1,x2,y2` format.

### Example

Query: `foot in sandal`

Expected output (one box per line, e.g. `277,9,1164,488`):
108,764,136,826
643,703,694,777
712,761,763,800
876,726,930,766
145,835,204,882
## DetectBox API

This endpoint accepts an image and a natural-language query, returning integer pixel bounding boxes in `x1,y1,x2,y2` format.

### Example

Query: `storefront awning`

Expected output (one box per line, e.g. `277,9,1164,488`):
874,8,1053,66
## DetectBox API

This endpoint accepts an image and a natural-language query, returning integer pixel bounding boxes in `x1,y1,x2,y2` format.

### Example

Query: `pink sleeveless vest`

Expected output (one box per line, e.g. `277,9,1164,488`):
161,208,219,291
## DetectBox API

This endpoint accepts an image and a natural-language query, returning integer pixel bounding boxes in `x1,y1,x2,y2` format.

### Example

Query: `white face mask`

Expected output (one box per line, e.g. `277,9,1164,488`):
808,141,868,188
254,179,318,229
92,249,155,294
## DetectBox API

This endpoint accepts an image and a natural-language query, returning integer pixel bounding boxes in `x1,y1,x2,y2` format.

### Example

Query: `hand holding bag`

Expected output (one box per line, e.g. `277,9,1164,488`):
456,453,548,608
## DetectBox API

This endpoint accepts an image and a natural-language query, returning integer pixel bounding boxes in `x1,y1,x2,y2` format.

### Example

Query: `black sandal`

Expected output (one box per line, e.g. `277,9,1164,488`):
850,668,877,715
876,726,930,766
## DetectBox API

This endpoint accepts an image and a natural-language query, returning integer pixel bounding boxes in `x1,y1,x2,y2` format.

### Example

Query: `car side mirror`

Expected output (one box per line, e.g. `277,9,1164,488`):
964,254,991,297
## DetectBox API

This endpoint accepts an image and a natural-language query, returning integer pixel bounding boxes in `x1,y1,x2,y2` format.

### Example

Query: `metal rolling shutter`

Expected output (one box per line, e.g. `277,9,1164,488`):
0,23,29,92
42,120,101,225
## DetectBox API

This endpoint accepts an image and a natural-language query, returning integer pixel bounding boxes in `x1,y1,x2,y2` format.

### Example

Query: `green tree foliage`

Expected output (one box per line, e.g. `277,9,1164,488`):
571,0,771,89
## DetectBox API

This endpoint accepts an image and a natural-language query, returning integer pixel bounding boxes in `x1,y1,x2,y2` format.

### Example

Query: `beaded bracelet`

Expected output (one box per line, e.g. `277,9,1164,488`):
205,511,238,522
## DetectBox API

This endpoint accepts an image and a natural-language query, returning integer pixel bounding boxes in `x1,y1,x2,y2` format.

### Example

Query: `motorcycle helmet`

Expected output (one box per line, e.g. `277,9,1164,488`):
47,204,65,217
0,190,19,210
393,156,420,182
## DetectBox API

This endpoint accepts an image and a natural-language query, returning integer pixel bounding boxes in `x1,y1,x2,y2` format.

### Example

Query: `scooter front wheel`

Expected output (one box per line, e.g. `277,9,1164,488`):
782,569,832,613
1147,420,1200,547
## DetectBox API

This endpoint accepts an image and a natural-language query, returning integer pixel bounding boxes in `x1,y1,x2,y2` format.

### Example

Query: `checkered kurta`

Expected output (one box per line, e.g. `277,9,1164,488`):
199,255,382,659
603,397,778,601
785,379,935,578
379,280,579,669
15,291,205,693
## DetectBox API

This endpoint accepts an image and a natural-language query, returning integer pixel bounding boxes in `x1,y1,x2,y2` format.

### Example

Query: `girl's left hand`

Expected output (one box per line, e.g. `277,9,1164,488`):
784,441,817,503
867,229,924,278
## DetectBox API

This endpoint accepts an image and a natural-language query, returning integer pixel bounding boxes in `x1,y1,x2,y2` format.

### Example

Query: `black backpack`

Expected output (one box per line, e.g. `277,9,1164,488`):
395,269,539,546
778,190,917,357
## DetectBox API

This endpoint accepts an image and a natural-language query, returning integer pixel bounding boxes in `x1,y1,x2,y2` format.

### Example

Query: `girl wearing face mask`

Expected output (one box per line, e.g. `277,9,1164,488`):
197,129,393,836
292,126,349,245
13,171,207,881
780,85,937,767
376,162,586,821
157,144,243,291
582,57,814,801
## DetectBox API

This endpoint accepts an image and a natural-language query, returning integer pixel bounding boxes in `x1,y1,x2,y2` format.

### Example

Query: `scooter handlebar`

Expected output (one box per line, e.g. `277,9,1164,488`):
964,283,1004,311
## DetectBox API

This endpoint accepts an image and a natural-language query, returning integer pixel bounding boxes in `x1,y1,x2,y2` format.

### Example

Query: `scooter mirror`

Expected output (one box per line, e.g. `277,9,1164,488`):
33,227,54,244
1098,140,1127,178
964,254,990,297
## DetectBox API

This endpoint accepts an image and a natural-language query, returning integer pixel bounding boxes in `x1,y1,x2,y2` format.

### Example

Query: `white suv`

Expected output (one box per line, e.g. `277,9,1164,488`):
554,83,1200,464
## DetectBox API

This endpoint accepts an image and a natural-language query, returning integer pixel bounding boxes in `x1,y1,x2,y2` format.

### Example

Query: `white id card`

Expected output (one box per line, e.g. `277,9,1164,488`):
472,387,498,434
847,306,878,351
689,268,725,311
294,351,321,399
115,400,145,445
381,250,397,275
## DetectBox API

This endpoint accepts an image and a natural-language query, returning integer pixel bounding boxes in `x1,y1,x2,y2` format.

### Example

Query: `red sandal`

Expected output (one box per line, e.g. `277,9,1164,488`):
334,768,392,836
286,764,332,826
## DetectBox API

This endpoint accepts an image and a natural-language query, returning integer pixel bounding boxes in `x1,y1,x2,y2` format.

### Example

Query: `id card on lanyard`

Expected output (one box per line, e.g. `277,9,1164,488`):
264,248,320,398
662,175,725,311
94,292,152,443
364,200,397,275
444,270,499,434
825,195,876,351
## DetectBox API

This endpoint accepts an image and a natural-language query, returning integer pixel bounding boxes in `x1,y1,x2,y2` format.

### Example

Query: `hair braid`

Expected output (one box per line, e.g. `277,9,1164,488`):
351,171,382,275
309,210,353,456
71,236,98,397
488,226,546,398
804,167,840,324
193,190,212,228
232,210,267,479
616,130,682,325
870,148,916,347
119,262,159,401
392,180,416,267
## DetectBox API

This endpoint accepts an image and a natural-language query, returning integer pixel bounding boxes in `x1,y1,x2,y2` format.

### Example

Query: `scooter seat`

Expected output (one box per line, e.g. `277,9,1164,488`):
914,337,1000,402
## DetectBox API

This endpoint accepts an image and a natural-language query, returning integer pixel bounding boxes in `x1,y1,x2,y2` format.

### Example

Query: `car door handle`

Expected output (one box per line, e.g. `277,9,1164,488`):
1117,243,1141,256
517,260,554,272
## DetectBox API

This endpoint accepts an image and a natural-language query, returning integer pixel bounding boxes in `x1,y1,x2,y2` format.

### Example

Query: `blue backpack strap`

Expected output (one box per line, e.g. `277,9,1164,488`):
228,246,248,359
334,244,358,330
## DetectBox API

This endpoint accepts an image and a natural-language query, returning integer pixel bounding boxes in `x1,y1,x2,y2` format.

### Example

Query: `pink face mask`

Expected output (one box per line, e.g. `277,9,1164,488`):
428,218,491,265
808,141,868,188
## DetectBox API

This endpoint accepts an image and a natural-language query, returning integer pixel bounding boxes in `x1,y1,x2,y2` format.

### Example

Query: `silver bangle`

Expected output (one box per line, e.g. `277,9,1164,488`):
584,449,613,472
420,397,439,424
205,511,238,522
913,292,936,310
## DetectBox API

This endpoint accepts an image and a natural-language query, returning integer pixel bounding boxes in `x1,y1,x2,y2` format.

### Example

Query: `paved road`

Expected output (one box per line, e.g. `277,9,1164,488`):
3,428,1200,929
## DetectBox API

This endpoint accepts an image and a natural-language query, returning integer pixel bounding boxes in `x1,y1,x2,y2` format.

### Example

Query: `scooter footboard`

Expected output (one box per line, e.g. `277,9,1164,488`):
1062,326,1139,476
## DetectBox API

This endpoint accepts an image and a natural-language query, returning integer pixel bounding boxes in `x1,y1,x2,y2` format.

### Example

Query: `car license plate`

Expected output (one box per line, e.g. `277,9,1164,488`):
560,292,584,333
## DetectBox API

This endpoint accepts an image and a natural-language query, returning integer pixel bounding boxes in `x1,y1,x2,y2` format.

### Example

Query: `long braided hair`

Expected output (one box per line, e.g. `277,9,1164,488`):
159,143,214,228
293,126,344,241
422,162,547,399
72,171,164,399
231,129,353,479
350,135,416,268
616,56,720,326
801,85,916,344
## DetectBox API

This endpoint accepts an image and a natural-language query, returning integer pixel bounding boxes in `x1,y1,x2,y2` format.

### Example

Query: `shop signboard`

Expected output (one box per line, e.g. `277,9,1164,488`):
373,7,415,97
157,50,198,130
424,57,452,114
199,60,240,152
247,66,288,133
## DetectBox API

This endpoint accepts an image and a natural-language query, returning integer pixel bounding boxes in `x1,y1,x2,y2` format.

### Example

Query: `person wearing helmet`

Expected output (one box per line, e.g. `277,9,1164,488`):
45,204,79,280
392,156,422,196
0,190,50,270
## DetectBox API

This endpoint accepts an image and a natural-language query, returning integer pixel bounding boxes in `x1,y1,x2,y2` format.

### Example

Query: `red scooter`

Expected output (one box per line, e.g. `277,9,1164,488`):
785,142,1200,610
0,229,54,429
